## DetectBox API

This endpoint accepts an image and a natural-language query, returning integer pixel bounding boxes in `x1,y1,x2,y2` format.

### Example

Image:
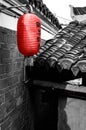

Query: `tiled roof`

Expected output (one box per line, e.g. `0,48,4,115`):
31,21,86,82
73,6,86,15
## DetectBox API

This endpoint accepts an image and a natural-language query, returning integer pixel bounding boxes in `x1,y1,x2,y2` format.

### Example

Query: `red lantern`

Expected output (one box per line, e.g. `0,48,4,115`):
17,13,41,56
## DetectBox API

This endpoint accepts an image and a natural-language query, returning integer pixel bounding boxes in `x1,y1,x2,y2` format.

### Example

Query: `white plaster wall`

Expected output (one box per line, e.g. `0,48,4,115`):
0,0,18,30
0,12,18,31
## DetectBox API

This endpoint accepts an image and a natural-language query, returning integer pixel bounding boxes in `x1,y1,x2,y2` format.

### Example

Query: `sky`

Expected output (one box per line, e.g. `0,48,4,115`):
41,0,86,40
43,0,86,23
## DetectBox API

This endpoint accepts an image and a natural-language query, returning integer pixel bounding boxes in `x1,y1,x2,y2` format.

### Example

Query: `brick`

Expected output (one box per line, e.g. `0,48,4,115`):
0,29,16,44
22,124,30,130
10,48,19,59
16,97,23,106
0,105,6,122
5,63,16,74
1,44,16,51
10,109,24,130
1,58,14,64
13,84,24,98
1,57,23,64
0,79,9,89
0,69,23,82
16,58,24,64
5,90,15,103
10,107,21,121
18,72,24,82
0,75,19,89
5,63,13,74
0,26,33,130
0,31,4,42
1,117,11,130
0,94,5,105
4,85,24,102
5,127,11,130
7,76,19,87
6,87,17,99
0,83,18,95
5,99,16,115
0,27,11,36
0,63,17,75
0,49,10,59
0,27,16,45
16,61,23,70
0,31,8,43
0,49,19,61
0,65,6,75
11,61,23,72
11,117,22,130
0,63,16,75
0,59,2,65
0,61,23,75
21,101,31,117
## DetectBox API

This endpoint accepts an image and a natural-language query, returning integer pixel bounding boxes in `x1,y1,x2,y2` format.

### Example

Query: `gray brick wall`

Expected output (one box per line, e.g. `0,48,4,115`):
0,27,34,130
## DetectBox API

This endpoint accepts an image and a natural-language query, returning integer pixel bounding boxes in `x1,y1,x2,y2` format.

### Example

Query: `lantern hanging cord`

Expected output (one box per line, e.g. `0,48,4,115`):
56,15,71,22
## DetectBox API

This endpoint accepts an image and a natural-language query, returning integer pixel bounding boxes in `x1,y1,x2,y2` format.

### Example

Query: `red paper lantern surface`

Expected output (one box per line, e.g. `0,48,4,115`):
17,13,41,56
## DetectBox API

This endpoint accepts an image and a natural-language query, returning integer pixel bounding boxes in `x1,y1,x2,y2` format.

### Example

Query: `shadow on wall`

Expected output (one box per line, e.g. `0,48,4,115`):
58,95,71,130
